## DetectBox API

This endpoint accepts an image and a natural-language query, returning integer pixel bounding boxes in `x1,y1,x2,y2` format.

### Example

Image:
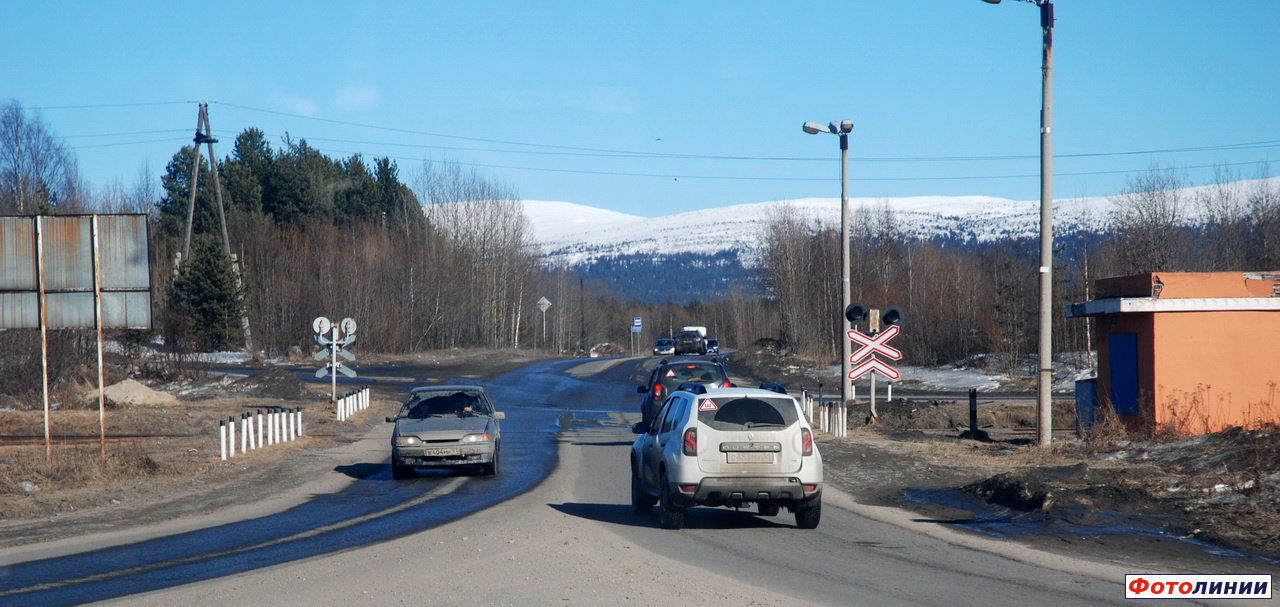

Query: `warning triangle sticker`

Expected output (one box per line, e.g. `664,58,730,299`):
665,370,677,377
699,399,718,411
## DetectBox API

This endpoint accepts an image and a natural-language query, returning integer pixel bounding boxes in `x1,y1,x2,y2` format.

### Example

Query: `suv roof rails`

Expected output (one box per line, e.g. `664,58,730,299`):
675,382,709,395
759,382,787,394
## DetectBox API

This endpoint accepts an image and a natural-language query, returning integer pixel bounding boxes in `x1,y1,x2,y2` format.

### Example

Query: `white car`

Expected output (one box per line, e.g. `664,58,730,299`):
630,385,823,529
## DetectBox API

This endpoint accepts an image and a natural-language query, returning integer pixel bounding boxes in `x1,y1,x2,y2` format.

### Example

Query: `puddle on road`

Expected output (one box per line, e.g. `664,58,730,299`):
902,487,1278,564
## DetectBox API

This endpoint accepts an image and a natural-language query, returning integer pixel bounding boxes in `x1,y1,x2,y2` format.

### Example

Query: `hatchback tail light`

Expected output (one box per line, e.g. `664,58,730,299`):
652,384,664,401
721,380,731,388
801,428,813,456
682,428,697,456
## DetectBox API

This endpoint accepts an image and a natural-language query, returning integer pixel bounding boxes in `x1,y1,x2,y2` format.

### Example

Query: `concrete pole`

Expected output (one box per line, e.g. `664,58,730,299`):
1037,1,1055,446
840,133,852,408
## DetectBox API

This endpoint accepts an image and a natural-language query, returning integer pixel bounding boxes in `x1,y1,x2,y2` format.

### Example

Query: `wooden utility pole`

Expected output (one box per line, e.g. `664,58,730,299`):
179,102,255,354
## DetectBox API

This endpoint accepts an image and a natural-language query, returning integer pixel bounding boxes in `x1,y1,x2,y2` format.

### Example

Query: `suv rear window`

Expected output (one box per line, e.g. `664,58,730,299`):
696,396,798,431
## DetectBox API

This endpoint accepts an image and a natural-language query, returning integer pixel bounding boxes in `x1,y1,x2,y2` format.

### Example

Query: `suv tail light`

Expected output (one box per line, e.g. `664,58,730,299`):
652,384,664,401
721,380,731,388
682,428,698,456
801,428,813,456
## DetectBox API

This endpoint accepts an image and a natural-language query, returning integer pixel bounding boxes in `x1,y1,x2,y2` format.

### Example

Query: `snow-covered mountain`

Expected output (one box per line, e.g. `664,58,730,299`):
524,194,1106,268
523,176,1280,268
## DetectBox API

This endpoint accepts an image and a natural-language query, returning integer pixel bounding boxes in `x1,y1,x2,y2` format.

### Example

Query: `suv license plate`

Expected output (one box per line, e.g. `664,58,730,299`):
727,452,773,464
423,448,462,457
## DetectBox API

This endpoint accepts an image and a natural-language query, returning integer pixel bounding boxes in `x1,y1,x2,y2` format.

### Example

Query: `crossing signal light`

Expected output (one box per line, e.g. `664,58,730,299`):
844,302,867,324
881,307,904,328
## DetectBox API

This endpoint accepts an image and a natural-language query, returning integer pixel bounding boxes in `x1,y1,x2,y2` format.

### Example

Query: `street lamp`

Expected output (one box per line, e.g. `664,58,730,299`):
802,120,855,407
982,0,1055,446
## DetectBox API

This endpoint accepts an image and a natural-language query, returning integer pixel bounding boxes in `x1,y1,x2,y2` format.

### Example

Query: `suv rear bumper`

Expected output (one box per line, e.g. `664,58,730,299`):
673,476,821,508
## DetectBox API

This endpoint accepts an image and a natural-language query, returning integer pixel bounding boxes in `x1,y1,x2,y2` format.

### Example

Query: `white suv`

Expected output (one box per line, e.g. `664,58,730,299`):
630,385,823,529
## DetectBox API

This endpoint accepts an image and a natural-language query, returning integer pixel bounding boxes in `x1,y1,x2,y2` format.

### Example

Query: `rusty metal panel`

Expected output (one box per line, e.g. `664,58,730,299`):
46,292,96,328
102,292,152,329
41,216,93,291
0,217,37,290
0,214,153,330
98,215,151,289
0,293,38,328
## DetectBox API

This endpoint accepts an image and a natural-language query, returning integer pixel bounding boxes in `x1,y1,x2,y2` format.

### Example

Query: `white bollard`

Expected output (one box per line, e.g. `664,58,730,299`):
240,414,248,453
246,413,255,450
220,420,227,461
288,408,297,441
228,416,236,457
297,408,304,436
268,409,276,446
257,410,264,448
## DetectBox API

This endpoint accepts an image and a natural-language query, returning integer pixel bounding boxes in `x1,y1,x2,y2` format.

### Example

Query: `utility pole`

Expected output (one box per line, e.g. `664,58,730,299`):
179,102,255,355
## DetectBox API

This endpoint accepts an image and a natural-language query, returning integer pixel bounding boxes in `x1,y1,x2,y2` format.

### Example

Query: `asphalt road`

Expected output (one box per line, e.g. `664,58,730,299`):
0,357,1233,606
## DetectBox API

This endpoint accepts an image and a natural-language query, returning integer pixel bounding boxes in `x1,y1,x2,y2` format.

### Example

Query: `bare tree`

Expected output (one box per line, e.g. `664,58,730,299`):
1197,165,1250,270
1247,168,1280,268
0,100,83,214
1108,166,1190,274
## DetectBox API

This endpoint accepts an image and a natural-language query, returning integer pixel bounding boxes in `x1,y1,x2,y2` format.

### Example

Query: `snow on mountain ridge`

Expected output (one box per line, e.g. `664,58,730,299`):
525,194,1082,267
523,177,1280,268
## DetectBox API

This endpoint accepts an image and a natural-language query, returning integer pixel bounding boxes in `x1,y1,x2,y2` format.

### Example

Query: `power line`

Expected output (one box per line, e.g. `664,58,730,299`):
38,100,1280,165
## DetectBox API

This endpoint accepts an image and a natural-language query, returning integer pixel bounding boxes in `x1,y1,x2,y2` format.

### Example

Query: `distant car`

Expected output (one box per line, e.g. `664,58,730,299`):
705,339,720,354
652,338,676,356
630,385,823,530
386,385,504,479
636,359,731,428
673,330,706,355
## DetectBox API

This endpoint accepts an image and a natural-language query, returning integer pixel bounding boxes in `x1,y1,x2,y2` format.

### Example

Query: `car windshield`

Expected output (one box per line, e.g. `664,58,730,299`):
402,391,489,418
657,364,724,387
697,396,798,431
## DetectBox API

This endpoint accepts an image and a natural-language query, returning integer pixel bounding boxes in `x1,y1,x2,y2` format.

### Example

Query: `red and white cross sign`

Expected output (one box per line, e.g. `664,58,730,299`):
847,325,902,362
849,357,900,381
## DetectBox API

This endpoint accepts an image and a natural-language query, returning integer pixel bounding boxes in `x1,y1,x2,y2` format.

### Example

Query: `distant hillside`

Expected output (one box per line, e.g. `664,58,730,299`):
520,177,1280,302
568,250,756,304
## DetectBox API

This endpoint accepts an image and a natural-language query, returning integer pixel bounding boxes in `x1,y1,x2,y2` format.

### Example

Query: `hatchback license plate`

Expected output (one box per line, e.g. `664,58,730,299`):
727,452,773,464
422,448,462,457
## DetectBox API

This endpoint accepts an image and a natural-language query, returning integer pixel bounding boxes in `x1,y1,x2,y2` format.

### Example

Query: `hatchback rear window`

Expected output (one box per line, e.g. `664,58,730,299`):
658,364,725,386
697,396,798,431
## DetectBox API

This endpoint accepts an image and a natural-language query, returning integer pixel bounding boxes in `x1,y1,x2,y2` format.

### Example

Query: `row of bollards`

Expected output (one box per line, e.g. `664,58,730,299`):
336,386,370,421
801,386,849,437
221,407,303,461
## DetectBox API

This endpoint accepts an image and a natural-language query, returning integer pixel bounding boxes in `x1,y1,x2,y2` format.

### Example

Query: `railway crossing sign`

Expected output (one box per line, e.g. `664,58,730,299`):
847,324,901,381
849,357,900,381
313,316,358,380
848,325,902,363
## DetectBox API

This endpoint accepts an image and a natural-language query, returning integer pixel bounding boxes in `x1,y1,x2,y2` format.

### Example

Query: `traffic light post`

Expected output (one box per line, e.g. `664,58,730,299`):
845,304,904,428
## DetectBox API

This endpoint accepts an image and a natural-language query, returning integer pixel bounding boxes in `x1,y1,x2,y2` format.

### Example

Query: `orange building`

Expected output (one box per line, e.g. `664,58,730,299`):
1065,272,1280,434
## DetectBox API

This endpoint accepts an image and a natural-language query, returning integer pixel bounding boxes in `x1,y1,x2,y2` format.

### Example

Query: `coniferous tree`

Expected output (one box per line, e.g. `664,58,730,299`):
166,236,245,352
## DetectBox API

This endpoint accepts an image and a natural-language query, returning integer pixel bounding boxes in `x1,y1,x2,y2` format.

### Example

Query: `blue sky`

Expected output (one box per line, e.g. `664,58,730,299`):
4,1,1277,217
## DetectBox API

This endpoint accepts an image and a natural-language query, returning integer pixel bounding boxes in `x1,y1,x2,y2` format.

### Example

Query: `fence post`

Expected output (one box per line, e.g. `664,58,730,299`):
969,388,978,440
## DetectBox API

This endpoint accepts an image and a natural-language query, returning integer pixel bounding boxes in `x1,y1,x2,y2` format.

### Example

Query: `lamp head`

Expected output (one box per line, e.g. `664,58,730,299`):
981,0,1002,3
839,120,853,133
802,121,826,135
